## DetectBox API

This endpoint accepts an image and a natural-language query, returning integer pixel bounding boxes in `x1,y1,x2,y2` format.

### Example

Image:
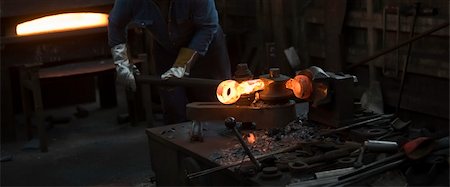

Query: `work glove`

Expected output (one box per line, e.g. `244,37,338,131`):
161,48,198,79
112,44,140,91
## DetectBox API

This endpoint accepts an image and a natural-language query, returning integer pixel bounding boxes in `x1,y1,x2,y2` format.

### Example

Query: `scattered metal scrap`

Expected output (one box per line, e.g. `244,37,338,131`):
210,118,318,166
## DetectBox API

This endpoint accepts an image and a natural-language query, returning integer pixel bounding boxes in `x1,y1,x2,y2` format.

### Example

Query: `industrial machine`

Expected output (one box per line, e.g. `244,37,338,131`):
187,64,357,132
140,62,447,186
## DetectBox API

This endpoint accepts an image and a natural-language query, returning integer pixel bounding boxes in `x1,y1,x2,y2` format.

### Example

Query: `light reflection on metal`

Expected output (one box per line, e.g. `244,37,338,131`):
314,82,329,103
285,75,313,99
247,133,256,144
216,79,266,104
16,13,108,36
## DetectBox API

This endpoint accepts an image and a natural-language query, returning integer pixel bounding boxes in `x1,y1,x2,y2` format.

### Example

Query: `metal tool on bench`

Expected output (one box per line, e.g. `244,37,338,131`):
320,114,394,136
186,141,302,180
353,146,365,168
287,147,356,173
225,117,262,170
190,121,204,142
330,152,406,186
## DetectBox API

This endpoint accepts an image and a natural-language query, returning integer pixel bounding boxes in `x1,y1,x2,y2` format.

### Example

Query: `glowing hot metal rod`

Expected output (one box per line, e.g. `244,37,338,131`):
216,74,314,104
216,79,266,104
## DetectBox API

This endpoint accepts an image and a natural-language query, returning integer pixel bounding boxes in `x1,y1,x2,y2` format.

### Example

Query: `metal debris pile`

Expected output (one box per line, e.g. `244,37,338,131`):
210,119,319,165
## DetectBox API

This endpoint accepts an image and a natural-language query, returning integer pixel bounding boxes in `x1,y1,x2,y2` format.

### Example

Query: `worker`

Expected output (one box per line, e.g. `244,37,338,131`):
108,0,231,125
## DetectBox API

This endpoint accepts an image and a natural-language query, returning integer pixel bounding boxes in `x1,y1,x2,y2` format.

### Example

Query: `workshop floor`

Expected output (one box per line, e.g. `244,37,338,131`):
1,85,158,186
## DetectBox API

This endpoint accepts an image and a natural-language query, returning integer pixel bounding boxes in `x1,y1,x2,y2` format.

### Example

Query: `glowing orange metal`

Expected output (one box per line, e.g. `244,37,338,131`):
247,133,256,144
16,13,108,36
286,75,313,99
216,79,265,104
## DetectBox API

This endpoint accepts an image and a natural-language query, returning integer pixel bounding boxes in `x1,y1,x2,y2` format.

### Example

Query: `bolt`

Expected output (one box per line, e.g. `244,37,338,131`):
269,68,280,78
225,117,236,129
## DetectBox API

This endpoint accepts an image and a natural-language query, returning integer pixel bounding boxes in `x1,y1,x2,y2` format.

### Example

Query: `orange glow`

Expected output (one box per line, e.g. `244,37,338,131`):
314,82,329,101
216,79,266,104
247,133,256,144
286,75,313,99
16,13,108,36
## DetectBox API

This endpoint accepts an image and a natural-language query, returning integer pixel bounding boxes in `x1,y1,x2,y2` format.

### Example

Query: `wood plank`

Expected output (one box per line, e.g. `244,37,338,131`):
304,9,449,36
38,59,114,79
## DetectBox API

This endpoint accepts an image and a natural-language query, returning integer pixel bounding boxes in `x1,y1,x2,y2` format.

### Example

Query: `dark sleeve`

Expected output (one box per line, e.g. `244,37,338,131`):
108,0,133,47
188,0,219,56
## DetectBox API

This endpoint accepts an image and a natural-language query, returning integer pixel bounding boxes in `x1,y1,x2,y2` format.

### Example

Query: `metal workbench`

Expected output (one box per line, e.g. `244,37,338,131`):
146,122,291,186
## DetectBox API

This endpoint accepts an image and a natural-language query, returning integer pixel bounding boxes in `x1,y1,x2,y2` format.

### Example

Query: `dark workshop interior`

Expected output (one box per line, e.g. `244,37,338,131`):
1,0,449,186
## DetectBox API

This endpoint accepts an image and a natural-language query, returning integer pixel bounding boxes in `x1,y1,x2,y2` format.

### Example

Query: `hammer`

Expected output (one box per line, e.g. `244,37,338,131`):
225,117,261,171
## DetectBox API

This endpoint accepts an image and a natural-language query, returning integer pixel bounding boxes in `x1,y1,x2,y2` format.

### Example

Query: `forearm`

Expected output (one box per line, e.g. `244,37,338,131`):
188,0,219,56
108,0,132,47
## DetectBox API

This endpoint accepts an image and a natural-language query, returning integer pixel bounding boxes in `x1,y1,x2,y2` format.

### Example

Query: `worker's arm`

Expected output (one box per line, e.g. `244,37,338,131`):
161,0,219,79
108,0,133,47
188,0,219,56
108,0,140,91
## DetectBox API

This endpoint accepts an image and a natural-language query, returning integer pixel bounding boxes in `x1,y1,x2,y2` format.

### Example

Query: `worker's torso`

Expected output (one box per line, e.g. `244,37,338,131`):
131,0,195,54
126,0,230,80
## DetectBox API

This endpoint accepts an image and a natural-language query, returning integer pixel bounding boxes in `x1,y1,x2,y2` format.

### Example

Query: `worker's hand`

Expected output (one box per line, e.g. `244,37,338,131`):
161,48,198,79
112,44,140,91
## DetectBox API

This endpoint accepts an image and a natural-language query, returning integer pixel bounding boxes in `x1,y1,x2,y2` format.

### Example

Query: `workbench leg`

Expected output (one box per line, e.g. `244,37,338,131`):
137,53,154,128
19,70,33,140
30,72,48,152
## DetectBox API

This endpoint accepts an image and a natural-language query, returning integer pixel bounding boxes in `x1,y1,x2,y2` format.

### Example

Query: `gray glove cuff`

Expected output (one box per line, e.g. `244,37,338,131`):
111,43,130,66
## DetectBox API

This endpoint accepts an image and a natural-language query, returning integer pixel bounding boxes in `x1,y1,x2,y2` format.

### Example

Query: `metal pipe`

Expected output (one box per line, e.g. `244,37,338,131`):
346,21,449,70
331,158,406,186
338,152,405,180
396,3,420,114
320,115,388,136
136,75,221,87
187,141,301,179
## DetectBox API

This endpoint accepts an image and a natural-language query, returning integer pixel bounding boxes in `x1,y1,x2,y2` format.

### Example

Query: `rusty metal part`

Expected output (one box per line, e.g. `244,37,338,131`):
288,161,326,173
338,152,405,181
346,21,449,70
320,114,394,136
136,75,221,87
337,157,357,164
234,63,254,82
308,72,355,127
302,148,355,165
351,127,390,140
331,158,406,186
187,161,240,180
225,117,261,171
258,68,293,103
353,146,365,168
186,101,297,129
235,93,256,106
258,166,282,179
375,118,411,140
296,66,330,80
288,167,355,187
186,143,301,180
